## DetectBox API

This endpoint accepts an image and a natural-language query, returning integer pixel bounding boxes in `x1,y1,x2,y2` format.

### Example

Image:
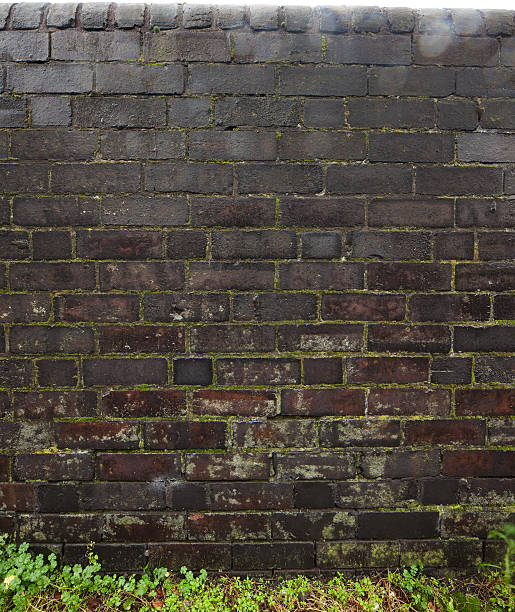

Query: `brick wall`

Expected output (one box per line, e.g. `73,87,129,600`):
0,2,514,574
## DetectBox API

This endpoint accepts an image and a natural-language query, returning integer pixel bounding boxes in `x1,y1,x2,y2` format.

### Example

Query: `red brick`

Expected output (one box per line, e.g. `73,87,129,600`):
0,483,35,511
102,390,186,418
10,263,95,290
190,324,275,353
404,420,485,446
368,263,451,291
409,294,490,322
347,357,429,383
234,420,315,449
216,358,301,385
456,389,514,416
100,325,185,353
368,389,451,416
278,324,363,352
14,453,94,481
97,453,181,481
281,389,365,416
367,324,450,353
185,453,270,481
100,262,184,290
192,390,277,417
144,422,227,450
322,293,405,321
274,452,355,480
56,422,139,450
13,391,97,419
319,419,400,448
56,295,140,322
76,230,162,259
303,357,343,384
443,450,515,477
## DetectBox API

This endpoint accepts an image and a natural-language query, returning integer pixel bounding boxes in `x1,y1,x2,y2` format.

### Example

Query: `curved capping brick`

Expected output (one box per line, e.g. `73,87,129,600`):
0,4,513,37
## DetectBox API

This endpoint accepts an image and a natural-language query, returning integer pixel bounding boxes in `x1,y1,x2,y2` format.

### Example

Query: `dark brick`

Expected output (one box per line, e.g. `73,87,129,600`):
237,163,323,194
303,99,345,127
146,161,232,193
57,295,139,323
495,295,515,319
320,420,400,448
462,479,515,506
145,421,226,450
327,164,412,195
97,453,181,481
217,358,301,385
368,263,451,291
361,450,440,478
75,97,166,128
369,66,454,96
102,196,187,226
10,326,93,355
421,479,460,505
233,543,314,570
347,357,429,383
83,358,168,386
368,388,450,417
210,482,293,510
8,64,93,93
414,36,498,66
301,231,342,258
281,132,364,162
144,293,229,323
369,198,453,228
348,98,435,128
0,483,35,511
457,389,514,417
78,229,162,259
19,514,101,543
368,324,450,353
479,232,515,260
489,418,515,446
188,513,268,541
11,129,97,160
103,390,186,419
190,197,275,227
456,263,515,291
37,484,80,512
82,483,166,511
0,32,48,61
326,34,410,64
475,356,515,383
167,483,209,510
215,97,300,127
417,166,503,196
280,65,365,96
186,453,269,481
336,480,418,509
101,131,186,161
32,230,72,260
369,133,454,163
65,544,147,572
13,196,100,226
100,262,184,291
454,326,515,353
169,98,211,127
14,390,96,419
37,359,78,387
320,7,351,32
0,231,30,259
212,230,296,259
279,324,362,352
322,293,405,321
280,262,364,290
347,230,431,259
52,162,140,194
234,420,314,448
100,325,185,354
234,293,317,322
274,451,355,480
405,420,485,446
280,197,364,227
437,98,479,130
0,360,33,387
282,389,364,417
358,512,438,539
0,163,49,192
56,422,139,450
190,130,275,161
189,262,274,290
481,100,515,129
431,357,472,385
400,540,482,569
104,513,185,542
0,97,27,127
294,482,333,509
442,511,511,539
443,450,514,477
30,96,71,127
0,294,51,322
272,511,353,541
456,68,515,97
459,134,515,163
96,64,183,95
149,543,231,571
433,232,475,260
457,199,515,228
173,358,212,385
189,64,274,94
10,263,95,291
144,31,230,62
303,358,343,384
191,324,274,353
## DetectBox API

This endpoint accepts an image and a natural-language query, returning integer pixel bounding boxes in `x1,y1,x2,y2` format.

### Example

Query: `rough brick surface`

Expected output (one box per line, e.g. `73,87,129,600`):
0,2,513,575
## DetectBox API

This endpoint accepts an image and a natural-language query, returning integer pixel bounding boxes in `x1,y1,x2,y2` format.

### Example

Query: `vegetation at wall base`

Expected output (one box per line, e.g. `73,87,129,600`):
0,534,513,612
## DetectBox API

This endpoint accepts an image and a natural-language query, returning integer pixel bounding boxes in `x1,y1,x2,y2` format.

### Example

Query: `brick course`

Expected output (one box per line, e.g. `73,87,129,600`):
0,2,513,575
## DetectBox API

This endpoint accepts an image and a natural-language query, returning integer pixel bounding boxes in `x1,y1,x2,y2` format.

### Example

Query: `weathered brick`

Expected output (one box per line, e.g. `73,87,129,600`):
280,132,365,161
0,360,33,388
455,263,515,291
443,450,514,477
75,97,166,128
442,511,511,539
217,358,301,385
400,540,482,568
113,4,145,29
237,163,323,194
144,293,229,322
458,134,515,163
102,390,185,419
434,231,475,260
190,130,276,161
234,420,315,448
7,64,93,93
409,294,490,322
148,543,231,571
347,230,431,260
13,390,96,419
100,262,184,291
190,197,275,227
10,263,95,290
56,422,139,450
367,324,450,353
56,295,139,323
281,389,364,417
101,131,186,161
37,359,78,387
188,513,268,541
328,164,412,195
488,418,515,446
278,324,363,352
76,230,162,260
189,64,274,95
52,162,140,194
185,453,269,481
82,483,165,511
368,263,451,291
0,294,50,323
215,97,300,127
495,295,515,319
96,64,183,95
414,36,498,66
32,230,72,260
369,133,454,163
280,262,364,290
102,196,187,225
320,419,400,448
437,98,479,130
83,358,168,386
103,513,185,541
361,450,440,478
0,32,48,62
0,97,27,127
168,97,211,127
19,514,101,543
326,34,411,64
454,326,515,353
274,451,355,480
481,100,515,129
192,390,277,417
303,99,345,127
369,66,454,96
13,196,100,226
404,420,485,446
10,326,93,355
301,231,342,258
210,482,293,510
336,481,418,509
233,32,321,63
457,68,515,97
211,230,296,259
145,421,226,450
190,324,274,353
97,453,181,481
233,542,314,570
462,478,515,506
369,198,453,228
189,262,274,290
280,197,364,227
417,166,503,196
144,31,231,62
317,541,399,568
0,484,35,511
0,162,49,192
100,325,185,354
475,356,515,383
52,31,139,61
348,98,435,128
322,293,405,321
280,65,366,96
368,389,450,417
14,453,94,481
146,161,232,193
479,232,515,260
233,293,317,322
